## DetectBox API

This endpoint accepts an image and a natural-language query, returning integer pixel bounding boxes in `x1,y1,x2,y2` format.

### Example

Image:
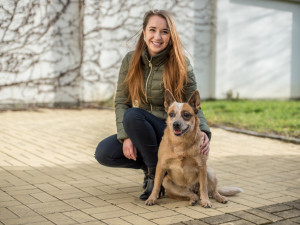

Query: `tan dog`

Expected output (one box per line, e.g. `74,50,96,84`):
145,90,242,207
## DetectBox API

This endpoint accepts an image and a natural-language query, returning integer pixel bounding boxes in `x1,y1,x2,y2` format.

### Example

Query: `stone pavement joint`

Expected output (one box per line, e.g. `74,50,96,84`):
0,109,299,225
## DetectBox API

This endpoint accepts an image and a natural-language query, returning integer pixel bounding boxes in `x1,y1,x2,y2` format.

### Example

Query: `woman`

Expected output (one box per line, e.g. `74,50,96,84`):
95,9,211,200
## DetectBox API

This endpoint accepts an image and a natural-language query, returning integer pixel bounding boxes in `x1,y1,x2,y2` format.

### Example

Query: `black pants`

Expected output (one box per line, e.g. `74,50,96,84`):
95,108,166,169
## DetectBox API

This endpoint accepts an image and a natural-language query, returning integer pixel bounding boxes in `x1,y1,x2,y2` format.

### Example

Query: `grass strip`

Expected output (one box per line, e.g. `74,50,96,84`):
202,100,300,139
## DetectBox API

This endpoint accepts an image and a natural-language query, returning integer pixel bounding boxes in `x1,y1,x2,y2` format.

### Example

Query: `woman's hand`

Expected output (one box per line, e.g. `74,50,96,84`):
123,138,137,161
200,132,210,155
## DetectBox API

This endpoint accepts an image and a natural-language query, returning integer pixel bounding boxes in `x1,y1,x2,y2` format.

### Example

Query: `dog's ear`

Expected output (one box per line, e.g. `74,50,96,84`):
164,89,176,111
188,90,201,114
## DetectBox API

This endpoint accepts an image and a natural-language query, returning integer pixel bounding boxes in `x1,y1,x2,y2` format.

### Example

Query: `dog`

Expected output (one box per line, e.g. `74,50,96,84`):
145,90,242,207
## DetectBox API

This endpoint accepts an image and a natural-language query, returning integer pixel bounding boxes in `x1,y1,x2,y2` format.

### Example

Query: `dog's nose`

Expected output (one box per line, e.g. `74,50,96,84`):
173,121,181,130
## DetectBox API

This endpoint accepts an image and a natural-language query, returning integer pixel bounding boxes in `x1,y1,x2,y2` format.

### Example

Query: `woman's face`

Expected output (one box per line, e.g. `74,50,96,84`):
143,15,171,57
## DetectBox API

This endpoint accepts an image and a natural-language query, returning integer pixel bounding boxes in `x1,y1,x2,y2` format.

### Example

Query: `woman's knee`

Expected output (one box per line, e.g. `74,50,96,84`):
123,108,144,128
94,141,109,166
95,134,123,167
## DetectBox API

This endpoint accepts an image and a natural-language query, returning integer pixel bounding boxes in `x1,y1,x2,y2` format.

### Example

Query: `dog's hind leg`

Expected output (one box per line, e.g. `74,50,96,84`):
207,167,228,204
163,177,199,206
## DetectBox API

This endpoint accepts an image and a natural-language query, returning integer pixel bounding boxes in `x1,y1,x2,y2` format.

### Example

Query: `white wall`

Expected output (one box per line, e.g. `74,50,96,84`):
214,0,300,99
0,0,213,107
1,0,298,108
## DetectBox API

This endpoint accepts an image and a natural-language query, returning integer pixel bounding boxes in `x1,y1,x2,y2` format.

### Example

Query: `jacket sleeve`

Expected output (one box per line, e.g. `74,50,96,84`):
184,58,212,140
115,52,132,143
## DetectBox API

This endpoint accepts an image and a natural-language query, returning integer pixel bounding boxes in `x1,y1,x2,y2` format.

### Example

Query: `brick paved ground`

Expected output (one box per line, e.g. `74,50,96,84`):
0,109,299,225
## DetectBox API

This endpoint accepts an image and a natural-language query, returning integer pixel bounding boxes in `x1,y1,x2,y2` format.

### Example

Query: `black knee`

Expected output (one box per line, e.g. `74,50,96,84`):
123,108,143,129
94,140,111,166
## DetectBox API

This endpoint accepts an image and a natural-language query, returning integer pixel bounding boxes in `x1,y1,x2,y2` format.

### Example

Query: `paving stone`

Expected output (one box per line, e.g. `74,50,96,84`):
220,219,255,225
102,218,132,225
184,220,209,225
140,209,179,220
63,210,98,223
230,211,271,224
272,196,299,204
1,109,300,225
1,216,50,225
13,194,41,205
27,201,76,214
174,207,208,219
7,205,39,217
45,213,77,225
0,207,18,220
0,200,22,208
274,209,300,219
30,192,58,202
80,196,111,207
246,208,282,222
117,202,151,214
121,215,157,225
54,190,91,200
78,221,106,225
217,204,251,213
30,222,55,225
98,193,131,200
152,214,192,225
202,214,239,224
106,197,137,205
290,216,300,223
190,206,224,217
259,204,293,213
272,219,299,225
82,205,122,215
285,201,300,209
63,198,95,209
93,210,133,220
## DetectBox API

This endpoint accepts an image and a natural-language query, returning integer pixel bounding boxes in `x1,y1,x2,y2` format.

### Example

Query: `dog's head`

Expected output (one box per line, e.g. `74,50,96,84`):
164,89,201,136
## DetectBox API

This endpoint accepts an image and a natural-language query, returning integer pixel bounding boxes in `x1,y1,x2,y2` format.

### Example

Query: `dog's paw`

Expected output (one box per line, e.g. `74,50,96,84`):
189,199,198,206
214,193,228,204
217,195,228,204
145,196,157,206
188,194,199,206
201,200,212,208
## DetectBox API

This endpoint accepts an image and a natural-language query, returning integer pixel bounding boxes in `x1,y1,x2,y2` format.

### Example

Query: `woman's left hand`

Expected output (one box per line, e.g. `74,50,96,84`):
200,131,210,155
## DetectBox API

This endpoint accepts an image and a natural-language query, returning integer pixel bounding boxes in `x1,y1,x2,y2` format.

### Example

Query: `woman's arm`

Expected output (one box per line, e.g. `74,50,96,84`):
115,52,132,142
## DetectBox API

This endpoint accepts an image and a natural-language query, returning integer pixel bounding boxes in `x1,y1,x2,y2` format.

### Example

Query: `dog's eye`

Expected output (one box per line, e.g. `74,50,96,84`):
182,111,191,120
169,111,175,118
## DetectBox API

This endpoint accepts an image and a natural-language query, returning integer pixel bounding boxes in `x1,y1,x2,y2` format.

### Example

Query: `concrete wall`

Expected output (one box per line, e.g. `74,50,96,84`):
1,0,298,109
0,0,82,107
214,0,300,99
0,0,213,108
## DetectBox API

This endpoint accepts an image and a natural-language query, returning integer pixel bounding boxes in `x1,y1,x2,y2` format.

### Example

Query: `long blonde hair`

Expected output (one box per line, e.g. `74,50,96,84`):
124,10,188,105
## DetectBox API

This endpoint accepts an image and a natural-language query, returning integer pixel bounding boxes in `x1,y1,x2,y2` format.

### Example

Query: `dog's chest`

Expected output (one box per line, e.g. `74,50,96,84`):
167,156,201,186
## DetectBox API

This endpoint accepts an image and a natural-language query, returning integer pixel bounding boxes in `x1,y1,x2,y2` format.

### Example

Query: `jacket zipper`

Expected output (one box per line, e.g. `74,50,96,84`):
145,59,153,112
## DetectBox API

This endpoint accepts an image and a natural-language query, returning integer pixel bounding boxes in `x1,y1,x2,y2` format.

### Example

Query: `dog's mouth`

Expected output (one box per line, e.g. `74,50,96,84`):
174,126,189,136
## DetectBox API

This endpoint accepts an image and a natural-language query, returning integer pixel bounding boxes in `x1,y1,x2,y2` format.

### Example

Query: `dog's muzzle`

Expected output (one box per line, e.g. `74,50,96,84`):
173,122,189,136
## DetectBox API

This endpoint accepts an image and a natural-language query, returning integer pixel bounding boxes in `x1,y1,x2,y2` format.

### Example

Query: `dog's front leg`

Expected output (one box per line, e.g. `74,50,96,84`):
199,166,212,208
145,162,166,206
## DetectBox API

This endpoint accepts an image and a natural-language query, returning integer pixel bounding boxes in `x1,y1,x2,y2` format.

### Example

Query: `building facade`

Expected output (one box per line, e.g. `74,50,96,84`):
0,0,299,109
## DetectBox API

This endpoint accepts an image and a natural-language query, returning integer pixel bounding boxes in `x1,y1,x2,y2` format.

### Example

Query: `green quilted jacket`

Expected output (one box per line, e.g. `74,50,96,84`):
115,47,211,142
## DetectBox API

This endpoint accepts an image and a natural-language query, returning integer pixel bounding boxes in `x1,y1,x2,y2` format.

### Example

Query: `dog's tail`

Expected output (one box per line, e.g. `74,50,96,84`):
217,187,243,196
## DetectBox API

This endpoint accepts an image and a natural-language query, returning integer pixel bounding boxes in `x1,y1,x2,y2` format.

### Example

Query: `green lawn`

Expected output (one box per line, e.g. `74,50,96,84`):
202,100,300,139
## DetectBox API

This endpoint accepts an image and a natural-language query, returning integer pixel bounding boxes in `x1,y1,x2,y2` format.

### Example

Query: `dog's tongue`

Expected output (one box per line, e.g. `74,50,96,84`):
174,130,182,135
